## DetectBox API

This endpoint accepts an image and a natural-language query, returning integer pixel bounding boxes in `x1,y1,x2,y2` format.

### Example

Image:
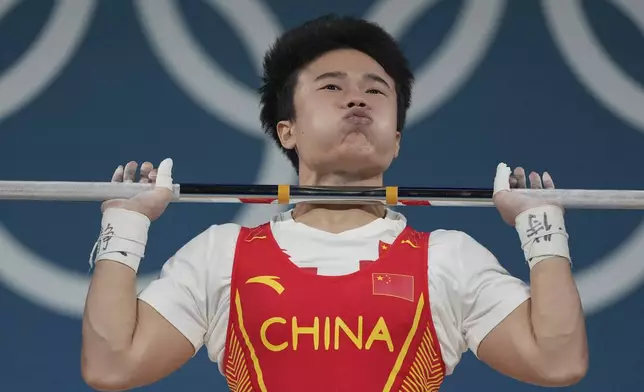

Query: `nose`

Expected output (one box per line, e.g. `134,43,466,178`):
346,98,368,108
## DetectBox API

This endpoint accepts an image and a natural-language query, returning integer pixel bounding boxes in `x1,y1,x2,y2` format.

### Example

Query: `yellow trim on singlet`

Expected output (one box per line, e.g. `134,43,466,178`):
382,293,425,392
235,289,268,392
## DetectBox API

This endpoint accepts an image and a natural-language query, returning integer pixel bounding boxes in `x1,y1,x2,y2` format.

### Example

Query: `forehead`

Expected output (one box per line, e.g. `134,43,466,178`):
298,49,393,84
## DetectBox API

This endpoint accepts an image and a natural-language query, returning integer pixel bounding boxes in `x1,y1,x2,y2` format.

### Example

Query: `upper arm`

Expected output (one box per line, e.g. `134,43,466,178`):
452,232,538,379
476,299,550,385
126,226,225,386
122,300,197,387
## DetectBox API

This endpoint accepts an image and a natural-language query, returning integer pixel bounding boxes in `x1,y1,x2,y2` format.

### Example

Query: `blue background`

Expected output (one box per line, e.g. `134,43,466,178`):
1,0,644,390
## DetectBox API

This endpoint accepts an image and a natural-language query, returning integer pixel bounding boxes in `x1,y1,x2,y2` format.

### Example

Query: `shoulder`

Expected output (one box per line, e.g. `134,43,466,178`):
424,229,503,282
427,228,485,245
200,222,244,246
425,228,527,303
174,223,243,261
159,223,246,281
427,229,496,259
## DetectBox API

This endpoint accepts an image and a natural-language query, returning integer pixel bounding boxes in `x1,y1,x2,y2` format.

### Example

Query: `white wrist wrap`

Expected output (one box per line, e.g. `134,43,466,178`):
89,208,151,272
515,205,571,269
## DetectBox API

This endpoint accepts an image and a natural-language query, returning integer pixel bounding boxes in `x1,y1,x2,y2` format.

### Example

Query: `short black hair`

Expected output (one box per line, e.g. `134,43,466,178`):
259,14,414,171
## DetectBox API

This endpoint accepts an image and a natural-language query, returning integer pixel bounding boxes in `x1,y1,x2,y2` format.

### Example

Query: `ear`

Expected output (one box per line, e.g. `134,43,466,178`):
393,131,401,158
277,120,297,150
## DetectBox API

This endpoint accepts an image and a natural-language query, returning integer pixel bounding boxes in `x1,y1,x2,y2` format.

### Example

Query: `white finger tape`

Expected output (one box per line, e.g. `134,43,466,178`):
155,158,174,191
493,162,512,195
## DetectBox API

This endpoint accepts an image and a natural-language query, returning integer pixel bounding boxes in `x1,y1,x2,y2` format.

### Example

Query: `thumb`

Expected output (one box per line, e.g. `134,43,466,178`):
493,162,511,197
101,198,126,213
155,158,174,191
152,158,176,204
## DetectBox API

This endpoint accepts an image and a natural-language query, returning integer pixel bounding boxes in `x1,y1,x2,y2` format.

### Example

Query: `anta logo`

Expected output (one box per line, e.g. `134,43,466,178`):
400,239,419,248
259,316,395,353
246,275,285,294
244,226,267,242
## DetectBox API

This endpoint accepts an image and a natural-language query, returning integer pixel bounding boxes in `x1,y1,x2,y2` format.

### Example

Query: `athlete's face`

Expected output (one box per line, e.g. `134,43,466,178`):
277,49,400,179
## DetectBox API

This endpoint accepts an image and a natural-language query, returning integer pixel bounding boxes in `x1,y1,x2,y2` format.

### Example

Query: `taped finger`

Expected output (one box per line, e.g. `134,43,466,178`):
155,158,173,190
493,162,511,195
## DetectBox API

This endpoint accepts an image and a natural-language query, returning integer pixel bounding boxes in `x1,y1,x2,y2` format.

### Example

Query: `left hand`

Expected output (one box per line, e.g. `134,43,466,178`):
493,162,562,227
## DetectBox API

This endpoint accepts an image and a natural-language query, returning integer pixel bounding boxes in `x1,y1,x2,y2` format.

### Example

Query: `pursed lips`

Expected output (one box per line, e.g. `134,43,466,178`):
343,108,372,124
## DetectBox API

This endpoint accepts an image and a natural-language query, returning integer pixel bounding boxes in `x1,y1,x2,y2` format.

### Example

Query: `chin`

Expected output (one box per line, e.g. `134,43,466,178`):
338,156,391,176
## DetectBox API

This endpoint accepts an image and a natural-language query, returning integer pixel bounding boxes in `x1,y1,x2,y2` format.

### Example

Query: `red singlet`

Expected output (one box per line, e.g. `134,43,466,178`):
223,223,446,391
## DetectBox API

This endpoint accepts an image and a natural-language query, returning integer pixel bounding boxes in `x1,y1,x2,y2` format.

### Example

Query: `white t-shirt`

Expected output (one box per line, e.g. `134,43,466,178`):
138,209,531,376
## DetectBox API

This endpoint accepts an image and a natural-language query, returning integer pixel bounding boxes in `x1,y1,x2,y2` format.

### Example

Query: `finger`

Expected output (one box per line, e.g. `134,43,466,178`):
139,162,153,184
542,171,555,189
148,168,158,184
155,158,174,191
529,171,543,189
123,161,138,183
493,162,511,195
513,167,527,188
509,176,518,188
111,165,124,182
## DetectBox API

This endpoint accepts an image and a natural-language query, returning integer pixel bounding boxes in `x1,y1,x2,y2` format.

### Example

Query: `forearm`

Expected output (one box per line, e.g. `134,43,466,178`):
515,204,587,380
484,167,588,385
529,257,588,375
82,260,139,383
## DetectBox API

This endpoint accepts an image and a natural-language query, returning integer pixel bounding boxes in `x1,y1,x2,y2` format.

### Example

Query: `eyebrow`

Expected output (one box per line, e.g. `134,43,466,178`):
314,71,391,89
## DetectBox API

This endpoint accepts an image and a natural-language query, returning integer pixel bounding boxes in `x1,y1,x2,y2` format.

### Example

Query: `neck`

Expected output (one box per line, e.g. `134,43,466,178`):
298,169,384,188
291,168,387,234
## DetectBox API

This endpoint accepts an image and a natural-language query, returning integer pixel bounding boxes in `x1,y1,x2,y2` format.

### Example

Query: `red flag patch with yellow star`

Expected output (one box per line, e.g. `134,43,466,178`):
372,273,414,302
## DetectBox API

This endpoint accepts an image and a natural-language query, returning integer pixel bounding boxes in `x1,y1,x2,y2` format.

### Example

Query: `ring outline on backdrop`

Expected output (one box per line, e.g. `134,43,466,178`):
542,0,644,314
1,0,640,318
133,0,507,228
0,0,296,318
0,0,104,318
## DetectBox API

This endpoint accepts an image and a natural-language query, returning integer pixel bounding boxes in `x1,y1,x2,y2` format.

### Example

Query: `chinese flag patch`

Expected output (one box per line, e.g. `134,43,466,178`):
372,273,414,302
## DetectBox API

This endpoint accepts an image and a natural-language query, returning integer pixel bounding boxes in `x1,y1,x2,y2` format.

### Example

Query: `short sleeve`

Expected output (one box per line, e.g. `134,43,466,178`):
138,227,214,353
456,232,531,356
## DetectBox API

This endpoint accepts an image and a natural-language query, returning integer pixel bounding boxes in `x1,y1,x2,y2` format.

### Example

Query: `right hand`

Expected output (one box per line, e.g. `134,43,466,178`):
101,158,175,221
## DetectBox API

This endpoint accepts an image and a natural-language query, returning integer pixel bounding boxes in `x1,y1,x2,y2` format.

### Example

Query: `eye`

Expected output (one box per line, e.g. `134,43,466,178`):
367,88,384,95
321,84,341,91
